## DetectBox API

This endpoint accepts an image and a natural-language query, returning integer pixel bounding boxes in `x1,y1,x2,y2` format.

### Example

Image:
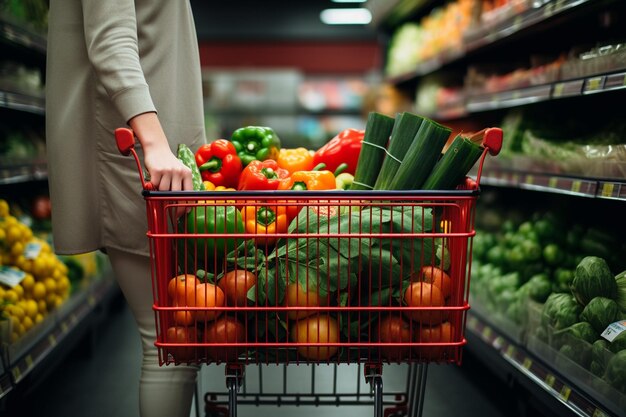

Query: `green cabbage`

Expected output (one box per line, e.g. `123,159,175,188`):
616,270,626,312
580,297,621,334
604,350,626,394
609,331,626,353
591,339,610,377
541,293,582,330
552,321,598,349
571,256,617,306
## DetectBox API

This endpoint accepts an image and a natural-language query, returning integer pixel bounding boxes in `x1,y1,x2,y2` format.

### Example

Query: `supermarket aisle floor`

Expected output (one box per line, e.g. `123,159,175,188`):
11,295,516,417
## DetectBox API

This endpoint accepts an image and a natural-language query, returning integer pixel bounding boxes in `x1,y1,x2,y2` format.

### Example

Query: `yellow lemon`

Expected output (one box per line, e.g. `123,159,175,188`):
44,278,57,293
0,199,9,216
12,284,24,298
21,274,34,291
24,299,38,318
37,300,47,314
34,313,44,324
4,289,18,303
32,282,46,300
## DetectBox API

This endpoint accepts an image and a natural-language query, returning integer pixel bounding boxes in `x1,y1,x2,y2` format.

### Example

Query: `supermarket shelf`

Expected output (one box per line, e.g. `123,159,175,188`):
0,16,46,55
0,90,45,115
477,168,626,202
466,313,615,417
0,269,118,402
386,0,600,84
367,0,444,28
0,161,47,185
207,107,363,117
465,71,626,114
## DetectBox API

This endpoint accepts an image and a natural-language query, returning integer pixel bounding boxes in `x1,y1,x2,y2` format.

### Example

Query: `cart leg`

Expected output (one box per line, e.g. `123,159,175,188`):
364,364,384,417
408,364,428,417
225,364,244,417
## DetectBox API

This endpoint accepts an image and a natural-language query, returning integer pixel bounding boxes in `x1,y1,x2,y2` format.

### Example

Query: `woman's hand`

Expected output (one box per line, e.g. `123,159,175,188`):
129,112,193,191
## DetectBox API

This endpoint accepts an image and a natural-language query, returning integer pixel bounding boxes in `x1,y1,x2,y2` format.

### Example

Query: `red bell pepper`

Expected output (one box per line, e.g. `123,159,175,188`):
195,140,242,188
238,159,290,191
312,128,364,176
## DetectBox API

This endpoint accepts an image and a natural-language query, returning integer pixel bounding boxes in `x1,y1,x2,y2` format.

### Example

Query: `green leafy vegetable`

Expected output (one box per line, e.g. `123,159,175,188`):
571,256,617,306
580,297,620,334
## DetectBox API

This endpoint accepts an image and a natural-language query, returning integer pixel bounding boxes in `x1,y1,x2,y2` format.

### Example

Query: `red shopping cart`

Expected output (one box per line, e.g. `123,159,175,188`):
114,127,501,417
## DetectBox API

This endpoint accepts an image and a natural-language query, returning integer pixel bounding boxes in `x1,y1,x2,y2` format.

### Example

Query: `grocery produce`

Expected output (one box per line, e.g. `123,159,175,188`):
377,315,412,360
240,204,288,246
291,314,340,360
590,339,610,377
417,321,455,361
277,170,336,192
312,128,364,176
403,282,447,325
204,316,246,362
176,143,204,191
165,326,199,363
350,112,395,191
422,134,483,190
571,256,618,306
230,126,281,166
541,293,582,331
194,140,242,188
615,270,626,312
411,266,452,300
0,200,71,343
277,148,315,174
552,321,598,349
387,118,451,190
334,173,354,190
237,159,290,191
283,283,329,320
217,269,257,307
181,204,244,261
580,297,620,334
187,282,225,322
373,112,425,190
604,350,626,394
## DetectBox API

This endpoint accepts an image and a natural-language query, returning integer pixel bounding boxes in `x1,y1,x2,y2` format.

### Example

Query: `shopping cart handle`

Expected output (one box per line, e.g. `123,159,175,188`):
115,128,136,156
483,128,502,156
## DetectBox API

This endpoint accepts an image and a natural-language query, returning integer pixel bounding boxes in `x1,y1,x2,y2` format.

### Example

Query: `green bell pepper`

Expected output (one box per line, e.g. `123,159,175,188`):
230,126,281,166
182,205,245,261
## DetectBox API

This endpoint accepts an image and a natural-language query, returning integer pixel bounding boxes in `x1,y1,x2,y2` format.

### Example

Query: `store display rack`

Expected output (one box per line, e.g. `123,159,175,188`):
475,167,626,202
384,0,601,85
0,161,47,186
0,90,45,115
466,313,616,417
0,272,118,404
0,15,46,55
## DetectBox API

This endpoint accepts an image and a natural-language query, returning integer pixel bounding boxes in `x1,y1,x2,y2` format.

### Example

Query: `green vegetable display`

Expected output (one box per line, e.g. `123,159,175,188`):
571,256,617,306
552,321,597,350
230,126,281,166
526,273,552,303
590,339,610,377
580,297,620,334
541,293,582,331
609,331,626,353
616,270,626,312
604,350,626,394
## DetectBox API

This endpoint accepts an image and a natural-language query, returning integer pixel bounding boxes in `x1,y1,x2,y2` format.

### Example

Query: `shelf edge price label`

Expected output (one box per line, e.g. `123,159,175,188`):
559,385,571,401
482,326,492,340
553,83,564,97
585,77,603,93
548,177,558,188
601,183,614,198
593,409,609,417
525,174,534,185
48,334,57,347
544,373,556,388
522,357,532,370
505,344,515,358
571,180,581,193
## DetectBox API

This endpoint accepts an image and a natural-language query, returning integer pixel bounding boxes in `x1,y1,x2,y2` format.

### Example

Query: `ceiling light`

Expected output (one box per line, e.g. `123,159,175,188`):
331,0,367,3
320,8,372,25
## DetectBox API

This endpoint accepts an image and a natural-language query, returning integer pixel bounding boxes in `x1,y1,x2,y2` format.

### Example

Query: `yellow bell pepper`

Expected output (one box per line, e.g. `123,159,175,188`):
276,148,315,174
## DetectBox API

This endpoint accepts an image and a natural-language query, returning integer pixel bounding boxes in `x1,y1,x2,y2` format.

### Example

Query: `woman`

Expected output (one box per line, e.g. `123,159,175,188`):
46,1,205,416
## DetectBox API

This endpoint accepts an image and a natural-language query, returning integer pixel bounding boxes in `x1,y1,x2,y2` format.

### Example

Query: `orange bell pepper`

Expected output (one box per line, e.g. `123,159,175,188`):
241,204,288,246
278,170,336,220
276,148,315,174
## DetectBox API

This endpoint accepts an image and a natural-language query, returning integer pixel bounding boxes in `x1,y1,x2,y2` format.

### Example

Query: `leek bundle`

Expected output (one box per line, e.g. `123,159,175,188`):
387,118,451,190
350,112,395,191
374,112,425,190
422,135,484,190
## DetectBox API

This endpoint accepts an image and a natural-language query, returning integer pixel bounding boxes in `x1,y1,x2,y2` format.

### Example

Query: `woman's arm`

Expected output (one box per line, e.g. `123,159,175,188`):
80,0,192,191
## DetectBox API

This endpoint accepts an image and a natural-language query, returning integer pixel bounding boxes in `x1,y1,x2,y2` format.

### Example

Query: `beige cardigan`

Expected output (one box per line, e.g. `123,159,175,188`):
46,0,206,256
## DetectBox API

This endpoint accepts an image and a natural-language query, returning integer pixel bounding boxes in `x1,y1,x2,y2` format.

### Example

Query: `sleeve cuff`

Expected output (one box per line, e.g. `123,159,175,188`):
111,84,157,122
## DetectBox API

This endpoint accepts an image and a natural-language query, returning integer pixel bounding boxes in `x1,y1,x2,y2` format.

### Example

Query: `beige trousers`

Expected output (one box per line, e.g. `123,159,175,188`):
107,247,198,417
